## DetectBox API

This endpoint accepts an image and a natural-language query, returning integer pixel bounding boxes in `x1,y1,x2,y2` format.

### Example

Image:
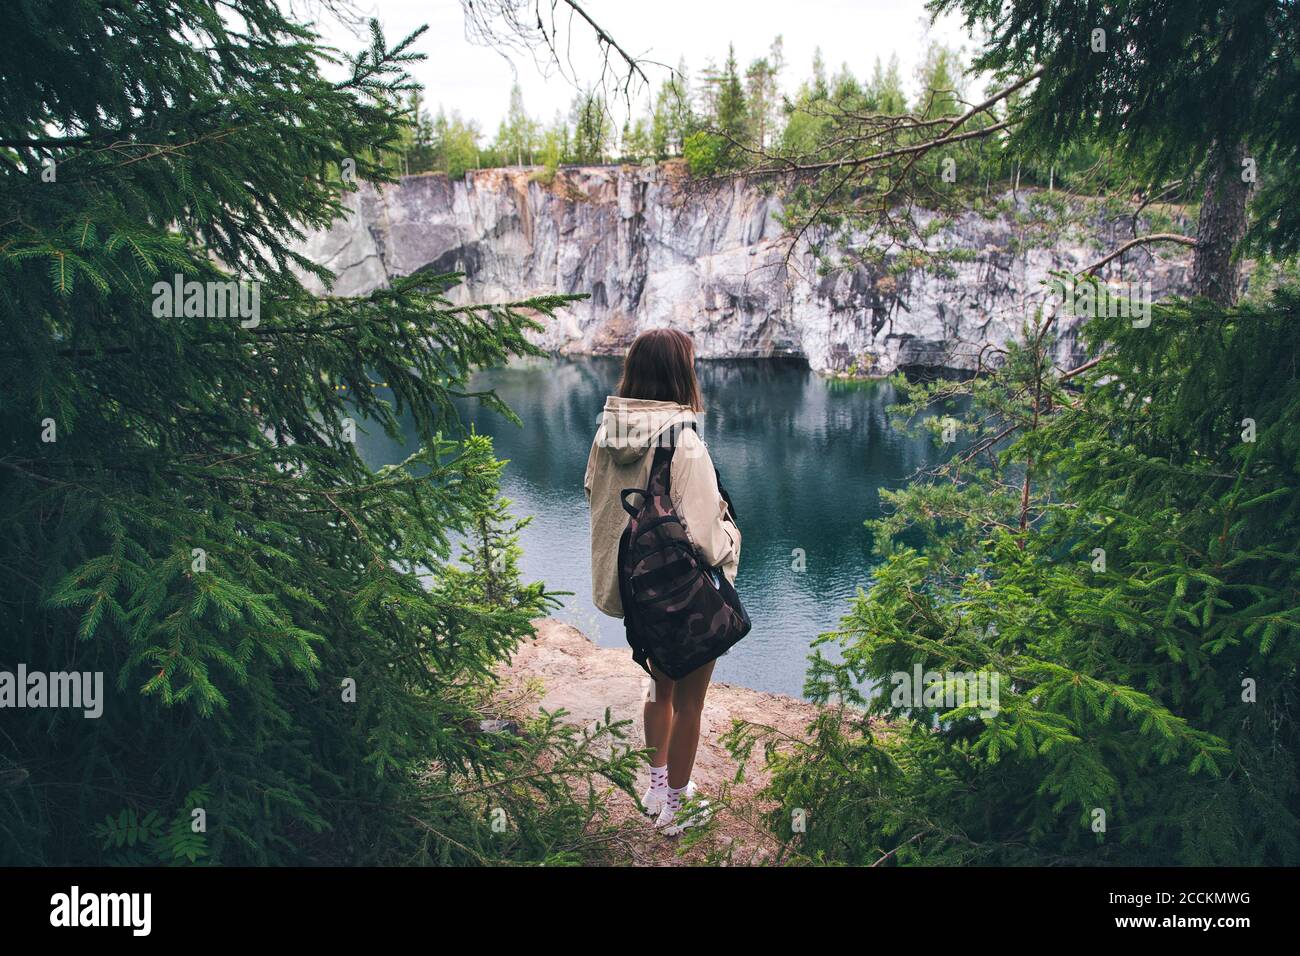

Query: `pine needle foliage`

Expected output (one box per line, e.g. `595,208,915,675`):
0,0,635,865
932,0,1300,259
733,285,1300,865
720,0,1300,868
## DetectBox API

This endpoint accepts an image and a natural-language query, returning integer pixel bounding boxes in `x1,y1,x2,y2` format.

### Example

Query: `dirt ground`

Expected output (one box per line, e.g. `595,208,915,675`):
493,618,823,865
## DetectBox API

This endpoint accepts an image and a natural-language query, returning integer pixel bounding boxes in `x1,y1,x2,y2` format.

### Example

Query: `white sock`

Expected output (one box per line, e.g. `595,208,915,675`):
666,783,687,812
649,764,669,791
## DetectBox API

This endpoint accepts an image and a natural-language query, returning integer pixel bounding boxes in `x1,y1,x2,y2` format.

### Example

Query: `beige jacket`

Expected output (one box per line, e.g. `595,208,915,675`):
584,396,741,618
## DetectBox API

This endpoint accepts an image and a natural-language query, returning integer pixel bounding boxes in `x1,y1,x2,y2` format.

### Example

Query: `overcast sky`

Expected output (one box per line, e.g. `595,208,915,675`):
313,0,979,131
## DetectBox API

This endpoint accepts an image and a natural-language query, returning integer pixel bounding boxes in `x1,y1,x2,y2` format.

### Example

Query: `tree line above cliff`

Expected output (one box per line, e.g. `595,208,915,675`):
388,35,1153,216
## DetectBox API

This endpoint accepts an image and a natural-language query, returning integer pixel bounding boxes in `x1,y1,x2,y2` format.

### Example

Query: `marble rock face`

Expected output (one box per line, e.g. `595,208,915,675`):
294,164,1192,375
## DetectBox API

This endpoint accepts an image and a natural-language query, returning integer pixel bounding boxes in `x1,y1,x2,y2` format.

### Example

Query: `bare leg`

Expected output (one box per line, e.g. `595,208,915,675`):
666,659,715,789
644,661,675,768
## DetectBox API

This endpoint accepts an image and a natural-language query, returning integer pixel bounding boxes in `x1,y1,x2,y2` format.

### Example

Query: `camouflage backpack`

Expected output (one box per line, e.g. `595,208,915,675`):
616,423,751,680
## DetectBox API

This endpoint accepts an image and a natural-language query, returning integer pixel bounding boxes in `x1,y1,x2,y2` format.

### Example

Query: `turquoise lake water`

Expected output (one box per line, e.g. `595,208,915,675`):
357,356,950,698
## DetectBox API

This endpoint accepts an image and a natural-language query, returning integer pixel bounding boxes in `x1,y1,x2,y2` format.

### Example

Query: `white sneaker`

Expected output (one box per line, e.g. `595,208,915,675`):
654,796,712,836
642,779,695,817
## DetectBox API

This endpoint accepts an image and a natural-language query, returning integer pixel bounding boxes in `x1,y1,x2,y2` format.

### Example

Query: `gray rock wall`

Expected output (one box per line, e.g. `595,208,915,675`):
295,164,1192,375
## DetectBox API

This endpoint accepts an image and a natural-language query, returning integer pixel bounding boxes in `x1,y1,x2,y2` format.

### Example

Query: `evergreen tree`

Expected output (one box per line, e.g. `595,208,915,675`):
829,63,863,109
619,118,653,163
915,42,963,118
430,108,483,178
651,62,696,159
569,92,610,164
401,89,437,174
0,0,636,865
932,0,1300,303
535,113,571,181
494,83,539,166
684,44,751,176
729,1,1300,867
809,47,830,101
715,45,751,144
732,283,1300,865
778,55,834,158
867,55,908,114
745,37,785,150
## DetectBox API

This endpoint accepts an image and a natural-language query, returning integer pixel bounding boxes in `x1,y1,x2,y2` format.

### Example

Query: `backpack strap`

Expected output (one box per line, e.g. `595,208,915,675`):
666,421,739,522
649,419,696,496
616,517,653,676
621,418,702,515
619,487,646,517
661,419,697,447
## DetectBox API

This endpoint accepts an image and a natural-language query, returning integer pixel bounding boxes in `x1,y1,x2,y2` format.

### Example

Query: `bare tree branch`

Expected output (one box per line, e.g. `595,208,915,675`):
459,0,653,107
747,67,1041,178
1080,233,1198,276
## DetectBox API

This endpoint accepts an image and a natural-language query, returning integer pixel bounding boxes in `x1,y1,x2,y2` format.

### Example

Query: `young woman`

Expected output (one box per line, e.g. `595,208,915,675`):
584,328,741,834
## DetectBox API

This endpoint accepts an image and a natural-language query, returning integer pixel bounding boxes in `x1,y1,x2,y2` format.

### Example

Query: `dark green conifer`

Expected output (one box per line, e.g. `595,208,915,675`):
0,0,635,865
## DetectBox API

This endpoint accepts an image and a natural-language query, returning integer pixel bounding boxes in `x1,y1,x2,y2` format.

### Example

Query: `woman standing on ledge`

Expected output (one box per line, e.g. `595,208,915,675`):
584,328,742,835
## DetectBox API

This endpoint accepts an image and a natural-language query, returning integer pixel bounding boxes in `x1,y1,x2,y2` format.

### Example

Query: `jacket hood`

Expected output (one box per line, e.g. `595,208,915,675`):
595,396,698,466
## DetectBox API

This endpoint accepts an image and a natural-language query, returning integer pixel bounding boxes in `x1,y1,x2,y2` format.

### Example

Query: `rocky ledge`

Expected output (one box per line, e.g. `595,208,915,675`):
495,618,822,864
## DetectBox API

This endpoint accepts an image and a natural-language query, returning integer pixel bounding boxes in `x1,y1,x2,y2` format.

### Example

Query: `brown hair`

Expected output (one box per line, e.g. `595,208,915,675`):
617,328,704,411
